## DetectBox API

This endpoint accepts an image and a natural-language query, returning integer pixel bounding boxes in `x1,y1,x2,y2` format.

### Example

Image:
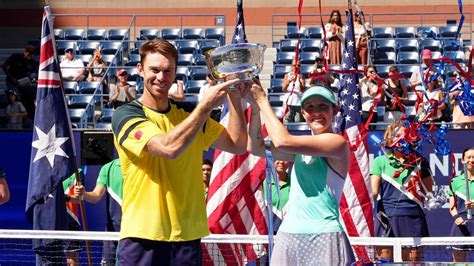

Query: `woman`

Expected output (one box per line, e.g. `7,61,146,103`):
325,10,344,65
371,120,433,262
354,11,371,65
360,65,378,128
450,72,474,129
282,60,305,123
247,83,354,265
383,66,408,123
448,147,474,262
87,49,108,82
419,72,445,123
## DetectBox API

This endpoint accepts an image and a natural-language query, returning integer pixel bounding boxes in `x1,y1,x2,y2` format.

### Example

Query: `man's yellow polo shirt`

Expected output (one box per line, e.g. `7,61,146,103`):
112,100,223,242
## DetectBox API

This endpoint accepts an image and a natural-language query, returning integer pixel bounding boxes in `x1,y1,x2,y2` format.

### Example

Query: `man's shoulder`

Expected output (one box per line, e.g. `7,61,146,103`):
111,101,146,134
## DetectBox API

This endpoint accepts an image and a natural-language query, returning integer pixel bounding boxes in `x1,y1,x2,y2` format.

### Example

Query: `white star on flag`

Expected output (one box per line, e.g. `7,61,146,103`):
347,78,353,84
342,89,349,95
348,104,355,111
347,40,354,46
345,115,352,121
32,124,70,168
344,52,350,58
352,93,359,99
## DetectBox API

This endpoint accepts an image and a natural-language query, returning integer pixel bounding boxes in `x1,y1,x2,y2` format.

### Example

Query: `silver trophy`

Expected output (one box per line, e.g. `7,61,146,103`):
205,43,266,82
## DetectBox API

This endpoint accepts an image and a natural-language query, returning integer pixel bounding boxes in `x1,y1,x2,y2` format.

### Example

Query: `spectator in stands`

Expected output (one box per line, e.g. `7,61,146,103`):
309,56,334,88
109,69,137,109
325,10,344,65
419,70,446,123
202,159,212,197
410,49,434,95
269,160,291,233
198,74,221,121
111,39,247,265
371,120,433,262
86,48,108,82
1,45,38,124
246,83,354,265
60,47,86,82
75,159,122,265
168,80,185,102
382,66,408,124
450,72,474,129
0,168,10,205
360,66,379,128
282,59,305,123
448,147,474,262
5,89,27,129
354,11,371,65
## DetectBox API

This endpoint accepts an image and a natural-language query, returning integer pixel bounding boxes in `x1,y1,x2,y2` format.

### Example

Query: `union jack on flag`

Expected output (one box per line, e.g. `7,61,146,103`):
334,9,374,263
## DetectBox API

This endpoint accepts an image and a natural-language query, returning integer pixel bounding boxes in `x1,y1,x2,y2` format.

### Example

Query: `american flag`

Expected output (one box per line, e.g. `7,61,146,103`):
334,9,374,263
25,5,76,262
205,0,268,264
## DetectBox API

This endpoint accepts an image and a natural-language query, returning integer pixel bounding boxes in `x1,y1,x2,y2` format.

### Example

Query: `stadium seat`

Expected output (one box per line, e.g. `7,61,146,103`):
185,80,207,93
198,39,220,54
126,67,141,82
275,52,296,65
87,29,107,40
439,26,458,38
272,106,285,118
101,54,119,65
161,28,182,40
398,65,418,78
270,78,284,93
126,54,141,66
397,51,419,64
54,29,64,40
443,51,465,63
373,51,396,65
68,108,87,128
442,39,462,51
299,52,319,65
176,67,190,83
79,81,102,94
56,41,77,55
430,51,442,59
139,29,160,40
182,28,203,39
177,54,195,66
395,27,416,38
421,39,441,52
375,39,397,52
76,54,93,65
63,81,78,94
101,41,123,55
286,26,307,39
176,40,199,55
372,27,394,38
68,95,94,109
300,65,313,77
131,40,146,54
190,67,209,80
417,26,439,39
279,39,299,52
307,27,323,39
79,41,101,55
375,65,390,78
273,64,292,79
99,108,114,123
396,39,419,52
268,93,283,107
64,28,85,40
194,54,207,66
107,29,128,40
300,39,322,53
204,28,225,45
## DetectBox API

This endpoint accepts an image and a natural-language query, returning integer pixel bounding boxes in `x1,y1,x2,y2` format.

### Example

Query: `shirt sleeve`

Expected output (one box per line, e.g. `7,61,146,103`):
202,117,224,151
370,156,383,176
447,180,454,197
97,162,110,187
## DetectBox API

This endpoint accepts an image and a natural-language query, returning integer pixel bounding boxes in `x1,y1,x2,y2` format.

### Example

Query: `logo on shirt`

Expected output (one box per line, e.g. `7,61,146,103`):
134,130,143,140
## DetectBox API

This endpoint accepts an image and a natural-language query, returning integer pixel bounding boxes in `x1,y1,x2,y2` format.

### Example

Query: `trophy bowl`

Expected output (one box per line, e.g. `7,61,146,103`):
205,43,266,82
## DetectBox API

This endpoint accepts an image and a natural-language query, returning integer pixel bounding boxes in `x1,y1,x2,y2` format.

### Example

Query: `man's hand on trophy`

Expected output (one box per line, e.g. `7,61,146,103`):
202,78,240,110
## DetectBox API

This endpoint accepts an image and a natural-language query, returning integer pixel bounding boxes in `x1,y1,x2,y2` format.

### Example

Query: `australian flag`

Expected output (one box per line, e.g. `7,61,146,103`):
25,5,76,264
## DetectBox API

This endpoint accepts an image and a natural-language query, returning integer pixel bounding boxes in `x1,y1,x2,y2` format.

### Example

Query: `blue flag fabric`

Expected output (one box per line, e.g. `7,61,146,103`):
25,6,76,263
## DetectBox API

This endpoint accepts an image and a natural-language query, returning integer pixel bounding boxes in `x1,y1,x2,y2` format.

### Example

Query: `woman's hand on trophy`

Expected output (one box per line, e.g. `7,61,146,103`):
247,79,267,105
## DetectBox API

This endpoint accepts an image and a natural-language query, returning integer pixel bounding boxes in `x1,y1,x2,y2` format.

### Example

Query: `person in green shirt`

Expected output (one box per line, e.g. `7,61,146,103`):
268,160,291,233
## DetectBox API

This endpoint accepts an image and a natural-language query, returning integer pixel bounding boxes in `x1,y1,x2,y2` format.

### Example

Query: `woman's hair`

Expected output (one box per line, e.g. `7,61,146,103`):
382,120,405,147
462,147,474,160
388,65,399,73
364,65,377,76
328,10,343,27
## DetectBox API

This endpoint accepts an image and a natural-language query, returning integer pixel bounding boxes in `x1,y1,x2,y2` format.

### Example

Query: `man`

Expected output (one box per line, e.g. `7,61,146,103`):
110,69,137,109
202,159,213,196
309,57,334,89
111,39,247,265
60,47,86,82
0,168,10,205
75,159,122,265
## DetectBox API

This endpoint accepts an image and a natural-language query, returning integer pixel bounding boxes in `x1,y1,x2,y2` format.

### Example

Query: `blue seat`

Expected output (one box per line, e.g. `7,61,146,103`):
126,54,141,66
79,81,102,94
87,29,107,40
398,65,419,78
68,95,94,109
125,67,141,82
300,65,313,77
131,40,146,54
99,108,114,123
372,27,394,38
286,26,307,39
373,51,396,65
397,51,419,64
185,80,207,93
299,52,319,65
100,41,123,55
107,29,128,40
194,54,207,66
76,54,93,65
375,39,397,52
68,108,87,128
63,81,78,94
443,51,465,63
431,51,442,59
177,54,195,66
444,64,466,77
198,39,220,54
374,65,391,78
64,28,85,40
300,39,322,52
275,52,296,65
279,39,299,52
139,29,160,40
54,29,64,40
204,28,225,45
190,67,209,80
176,40,199,54
273,64,291,79
421,39,441,52
395,27,416,38
396,39,419,52
182,28,203,39
56,41,77,55
442,39,462,51
176,67,190,83
307,27,323,39
79,41,101,55
161,28,181,40
439,26,458,38
270,78,284,93
417,26,439,39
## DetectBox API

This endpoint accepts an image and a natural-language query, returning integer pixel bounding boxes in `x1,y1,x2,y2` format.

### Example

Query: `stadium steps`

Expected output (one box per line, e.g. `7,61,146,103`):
260,47,276,91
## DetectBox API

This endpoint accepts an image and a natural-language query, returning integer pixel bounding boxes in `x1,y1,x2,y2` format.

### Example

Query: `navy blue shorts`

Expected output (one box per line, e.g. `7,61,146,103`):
450,218,474,251
375,215,429,238
117,237,202,265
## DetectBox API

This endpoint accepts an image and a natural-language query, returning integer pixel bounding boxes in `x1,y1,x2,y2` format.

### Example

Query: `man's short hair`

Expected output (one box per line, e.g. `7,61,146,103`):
24,45,36,55
139,39,178,68
203,159,213,167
